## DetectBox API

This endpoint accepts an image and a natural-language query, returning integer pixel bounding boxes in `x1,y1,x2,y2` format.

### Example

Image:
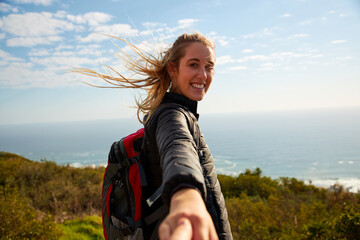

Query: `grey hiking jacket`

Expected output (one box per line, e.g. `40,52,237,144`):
142,92,233,240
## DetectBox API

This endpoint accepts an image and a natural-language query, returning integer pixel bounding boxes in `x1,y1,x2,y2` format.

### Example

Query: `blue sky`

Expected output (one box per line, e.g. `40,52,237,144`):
0,0,359,124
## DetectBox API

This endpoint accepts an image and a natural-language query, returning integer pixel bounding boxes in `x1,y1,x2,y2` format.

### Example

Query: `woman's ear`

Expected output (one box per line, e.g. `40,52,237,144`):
167,62,176,77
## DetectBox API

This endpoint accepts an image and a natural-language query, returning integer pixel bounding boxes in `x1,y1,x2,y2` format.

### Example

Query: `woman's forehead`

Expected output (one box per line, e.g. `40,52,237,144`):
182,42,215,62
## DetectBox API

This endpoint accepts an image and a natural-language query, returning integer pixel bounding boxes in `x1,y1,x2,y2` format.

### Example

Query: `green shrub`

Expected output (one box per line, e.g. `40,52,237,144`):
0,185,62,239
221,168,360,239
219,168,278,199
1,152,359,239
334,204,360,240
0,151,104,221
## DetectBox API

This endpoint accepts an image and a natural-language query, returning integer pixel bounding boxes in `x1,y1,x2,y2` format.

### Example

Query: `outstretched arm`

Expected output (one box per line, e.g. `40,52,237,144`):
158,188,218,240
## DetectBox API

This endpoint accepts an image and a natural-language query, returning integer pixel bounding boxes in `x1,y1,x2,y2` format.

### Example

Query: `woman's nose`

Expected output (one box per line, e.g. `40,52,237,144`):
197,67,207,80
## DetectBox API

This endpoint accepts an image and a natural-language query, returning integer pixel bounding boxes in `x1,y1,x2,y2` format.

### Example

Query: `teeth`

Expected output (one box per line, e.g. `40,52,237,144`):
191,83,205,89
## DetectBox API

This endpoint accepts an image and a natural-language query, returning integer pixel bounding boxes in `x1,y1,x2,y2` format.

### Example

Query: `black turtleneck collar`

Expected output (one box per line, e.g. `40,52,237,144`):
162,92,199,119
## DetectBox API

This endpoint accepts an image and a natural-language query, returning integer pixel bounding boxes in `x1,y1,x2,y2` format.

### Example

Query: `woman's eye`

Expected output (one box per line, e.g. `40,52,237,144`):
190,63,198,67
206,65,214,70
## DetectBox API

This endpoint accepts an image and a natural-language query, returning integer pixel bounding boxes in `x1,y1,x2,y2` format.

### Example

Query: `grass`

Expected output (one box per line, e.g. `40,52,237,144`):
60,215,104,240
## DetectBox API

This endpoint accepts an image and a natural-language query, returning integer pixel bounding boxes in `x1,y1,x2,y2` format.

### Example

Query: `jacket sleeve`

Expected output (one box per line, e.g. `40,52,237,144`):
155,108,206,205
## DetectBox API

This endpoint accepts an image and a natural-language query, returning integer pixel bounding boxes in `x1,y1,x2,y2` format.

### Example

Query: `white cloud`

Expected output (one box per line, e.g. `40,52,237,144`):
79,24,139,42
7,36,62,47
28,48,51,57
0,11,113,47
228,65,247,71
53,51,75,57
27,43,106,64
262,62,274,67
77,47,102,56
262,28,274,36
270,52,307,59
164,18,199,34
226,50,319,72
140,30,154,36
331,40,346,44
336,56,352,61
0,48,111,88
280,13,291,18
0,49,24,64
0,3,11,12
11,0,53,6
208,32,232,47
0,3,19,12
177,18,198,29
85,12,113,26
139,23,166,36
298,20,312,25
258,62,275,71
66,14,86,24
30,55,100,67
142,22,166,29
0,61,77,88
238,55,269,62
292,33,308,38
243,27,275,39
242,49,254,53
67,12,113,27
1,12,76,37
95,24,138,35
311,54,324,58
216,55,235,65
119,40,167,60
217,39,229,46
243,34,254,39
54,10,67,18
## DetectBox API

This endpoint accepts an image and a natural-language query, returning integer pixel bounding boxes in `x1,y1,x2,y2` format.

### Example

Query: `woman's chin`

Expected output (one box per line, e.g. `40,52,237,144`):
189,94,205,101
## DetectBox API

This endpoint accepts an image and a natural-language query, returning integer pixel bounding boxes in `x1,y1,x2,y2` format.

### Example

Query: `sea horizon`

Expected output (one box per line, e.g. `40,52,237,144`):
1,106,359,193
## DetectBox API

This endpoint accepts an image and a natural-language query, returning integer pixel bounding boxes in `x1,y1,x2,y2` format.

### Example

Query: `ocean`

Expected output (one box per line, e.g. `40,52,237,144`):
1,107,359,193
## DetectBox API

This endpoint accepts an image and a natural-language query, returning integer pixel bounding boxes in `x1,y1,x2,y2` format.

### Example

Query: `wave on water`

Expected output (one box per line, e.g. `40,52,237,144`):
214,155,360,194
306,178,360,194
214,155,240,176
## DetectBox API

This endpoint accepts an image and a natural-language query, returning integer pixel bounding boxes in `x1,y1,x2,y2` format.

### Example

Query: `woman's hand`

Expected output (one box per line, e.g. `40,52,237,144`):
158,188,218,240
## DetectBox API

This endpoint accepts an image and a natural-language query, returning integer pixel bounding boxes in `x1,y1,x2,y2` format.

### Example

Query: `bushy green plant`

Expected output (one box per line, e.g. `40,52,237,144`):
221,168,360,239
334,203,360,240
219,168,278,199
0,151,104,221
0,185,62,239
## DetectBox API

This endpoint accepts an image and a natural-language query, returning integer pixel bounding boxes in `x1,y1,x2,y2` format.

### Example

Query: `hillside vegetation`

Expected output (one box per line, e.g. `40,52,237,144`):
1,152,359,239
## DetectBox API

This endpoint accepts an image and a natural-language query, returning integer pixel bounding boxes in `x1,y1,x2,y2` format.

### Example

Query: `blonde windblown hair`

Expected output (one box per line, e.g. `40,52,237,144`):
73,32,215,123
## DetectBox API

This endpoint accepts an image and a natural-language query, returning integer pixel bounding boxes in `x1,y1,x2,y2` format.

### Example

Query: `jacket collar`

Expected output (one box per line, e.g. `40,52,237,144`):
162,92,199,119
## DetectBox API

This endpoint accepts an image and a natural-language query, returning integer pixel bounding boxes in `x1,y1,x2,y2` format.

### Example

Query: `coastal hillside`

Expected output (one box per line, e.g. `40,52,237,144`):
0,152,359,239
0,152,104,239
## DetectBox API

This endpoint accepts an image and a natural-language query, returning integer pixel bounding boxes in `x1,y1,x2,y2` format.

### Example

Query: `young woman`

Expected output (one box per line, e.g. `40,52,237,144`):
78,32,232,240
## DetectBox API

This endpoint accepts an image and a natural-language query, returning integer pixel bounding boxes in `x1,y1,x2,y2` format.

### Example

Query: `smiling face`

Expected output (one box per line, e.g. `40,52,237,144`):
169,42,215,101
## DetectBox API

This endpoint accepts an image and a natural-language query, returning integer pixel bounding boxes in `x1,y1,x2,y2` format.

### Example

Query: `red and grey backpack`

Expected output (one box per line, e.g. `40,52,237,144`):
102,103,199,240
102,128,166,240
